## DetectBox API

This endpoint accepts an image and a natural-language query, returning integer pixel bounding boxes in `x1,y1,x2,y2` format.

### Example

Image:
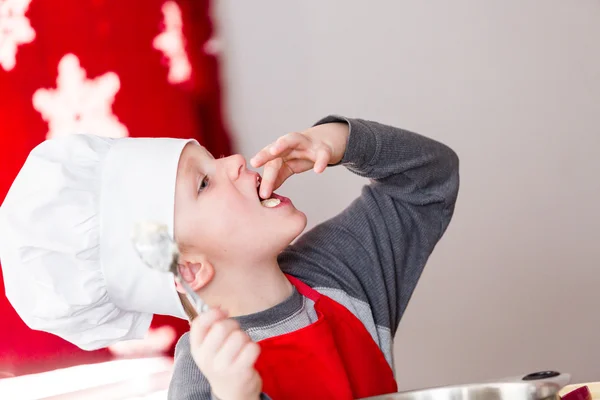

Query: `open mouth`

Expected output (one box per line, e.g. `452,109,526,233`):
255,174,284,208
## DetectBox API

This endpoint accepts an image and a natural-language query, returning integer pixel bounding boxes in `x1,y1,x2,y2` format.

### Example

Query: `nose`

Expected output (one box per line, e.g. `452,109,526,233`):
222,154,247,180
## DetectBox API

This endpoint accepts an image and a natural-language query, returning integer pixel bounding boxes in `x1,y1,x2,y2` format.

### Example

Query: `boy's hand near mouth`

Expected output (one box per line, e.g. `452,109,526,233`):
251,122,350,199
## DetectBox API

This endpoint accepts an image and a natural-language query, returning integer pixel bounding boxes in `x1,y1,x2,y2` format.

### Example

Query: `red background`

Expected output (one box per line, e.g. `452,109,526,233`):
0,0,232,376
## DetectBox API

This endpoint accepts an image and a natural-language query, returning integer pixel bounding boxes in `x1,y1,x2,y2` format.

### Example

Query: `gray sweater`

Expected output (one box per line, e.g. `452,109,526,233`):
168,115,460,399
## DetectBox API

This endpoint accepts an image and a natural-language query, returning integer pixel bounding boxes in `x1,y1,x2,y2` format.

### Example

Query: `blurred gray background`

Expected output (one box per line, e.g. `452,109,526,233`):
215,0,599,389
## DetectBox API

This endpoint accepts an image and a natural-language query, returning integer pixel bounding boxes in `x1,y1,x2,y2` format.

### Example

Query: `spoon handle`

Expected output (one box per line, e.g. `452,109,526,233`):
178,277,210,313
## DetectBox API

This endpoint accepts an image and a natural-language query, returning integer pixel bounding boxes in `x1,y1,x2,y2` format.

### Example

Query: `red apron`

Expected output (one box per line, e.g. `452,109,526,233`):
255,275,398,399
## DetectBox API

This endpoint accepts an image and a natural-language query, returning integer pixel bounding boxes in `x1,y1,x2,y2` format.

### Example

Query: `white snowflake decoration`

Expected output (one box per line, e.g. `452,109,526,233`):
0,0,36,71
153,1,192,84
32,54,128,139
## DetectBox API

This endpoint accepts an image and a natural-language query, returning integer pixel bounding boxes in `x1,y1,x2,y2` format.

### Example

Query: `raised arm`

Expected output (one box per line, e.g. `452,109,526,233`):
278,115,459,336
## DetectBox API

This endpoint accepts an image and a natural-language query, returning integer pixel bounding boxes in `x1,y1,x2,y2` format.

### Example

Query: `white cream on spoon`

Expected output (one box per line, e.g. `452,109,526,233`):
131,221,210,315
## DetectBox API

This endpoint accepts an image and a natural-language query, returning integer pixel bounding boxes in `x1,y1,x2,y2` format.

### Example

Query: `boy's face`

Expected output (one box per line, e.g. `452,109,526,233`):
173,143,307,265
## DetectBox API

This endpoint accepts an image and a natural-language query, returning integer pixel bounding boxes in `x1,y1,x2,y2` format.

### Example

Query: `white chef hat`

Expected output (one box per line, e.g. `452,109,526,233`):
0,134,197,350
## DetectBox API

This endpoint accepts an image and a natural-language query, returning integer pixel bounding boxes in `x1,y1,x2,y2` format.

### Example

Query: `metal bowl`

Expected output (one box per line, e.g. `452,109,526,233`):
362,371,570,400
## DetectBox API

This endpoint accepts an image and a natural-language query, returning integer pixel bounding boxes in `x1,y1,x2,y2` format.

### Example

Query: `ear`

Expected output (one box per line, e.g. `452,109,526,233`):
174,257,215,293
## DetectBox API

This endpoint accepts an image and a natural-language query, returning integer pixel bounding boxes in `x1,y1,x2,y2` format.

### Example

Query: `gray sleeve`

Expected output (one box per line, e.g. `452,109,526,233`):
168,333,273,400
168,333,212,400
279,115,459,336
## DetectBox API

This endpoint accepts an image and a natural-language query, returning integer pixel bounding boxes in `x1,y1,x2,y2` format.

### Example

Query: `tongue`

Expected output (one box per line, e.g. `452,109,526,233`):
261,198,281,208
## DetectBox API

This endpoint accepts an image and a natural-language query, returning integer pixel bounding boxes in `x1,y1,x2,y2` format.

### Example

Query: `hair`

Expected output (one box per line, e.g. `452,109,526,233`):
177,292,198,322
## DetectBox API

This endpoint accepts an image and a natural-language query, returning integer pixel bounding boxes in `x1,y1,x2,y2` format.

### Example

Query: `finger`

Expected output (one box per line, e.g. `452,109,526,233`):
233,341,261,370
313,146,332,174
269,161,295,192
271,157,322,191
189,309,228,349
260,158,283,199
270,132,309,156
250,144,274,168
251,132,309,168
199,319,242,360
212,330,250,372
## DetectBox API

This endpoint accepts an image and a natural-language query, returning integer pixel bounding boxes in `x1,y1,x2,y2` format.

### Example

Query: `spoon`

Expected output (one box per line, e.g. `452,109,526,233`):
131,221,210,314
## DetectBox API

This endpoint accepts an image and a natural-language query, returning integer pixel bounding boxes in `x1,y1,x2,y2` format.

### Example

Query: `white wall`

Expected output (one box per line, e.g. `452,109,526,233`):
214,0,600,390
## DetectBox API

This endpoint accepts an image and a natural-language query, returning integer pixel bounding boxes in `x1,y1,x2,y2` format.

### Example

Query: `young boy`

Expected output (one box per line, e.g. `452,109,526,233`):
0,115,459,400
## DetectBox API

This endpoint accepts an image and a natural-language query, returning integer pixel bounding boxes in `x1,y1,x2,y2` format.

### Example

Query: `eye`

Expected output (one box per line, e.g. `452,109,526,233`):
197,175,209,194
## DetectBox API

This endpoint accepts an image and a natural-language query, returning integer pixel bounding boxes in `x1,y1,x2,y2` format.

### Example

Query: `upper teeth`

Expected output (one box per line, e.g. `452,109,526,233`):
261,198,281,208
